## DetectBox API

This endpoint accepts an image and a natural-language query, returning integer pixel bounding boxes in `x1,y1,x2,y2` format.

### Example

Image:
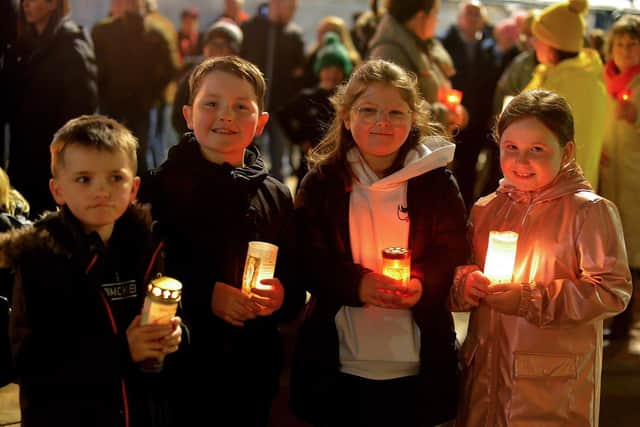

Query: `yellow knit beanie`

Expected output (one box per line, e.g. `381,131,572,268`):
532,0,588,52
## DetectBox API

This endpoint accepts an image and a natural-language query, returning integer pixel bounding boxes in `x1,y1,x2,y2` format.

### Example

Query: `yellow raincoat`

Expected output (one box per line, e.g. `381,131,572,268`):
525,49,607,189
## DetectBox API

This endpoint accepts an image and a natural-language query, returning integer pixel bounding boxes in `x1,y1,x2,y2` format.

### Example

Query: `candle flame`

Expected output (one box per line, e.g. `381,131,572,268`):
484,231,518,284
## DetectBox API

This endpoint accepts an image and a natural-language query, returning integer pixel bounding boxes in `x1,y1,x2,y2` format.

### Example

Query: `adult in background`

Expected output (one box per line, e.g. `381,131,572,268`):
368,0,467,135
241,0,305,181
523,0,606,189
600,15,640,341
215,0,250,26
177,7,202,62
92,0,177,175
144,0,181,168
440,0,500,208
5,0,97,217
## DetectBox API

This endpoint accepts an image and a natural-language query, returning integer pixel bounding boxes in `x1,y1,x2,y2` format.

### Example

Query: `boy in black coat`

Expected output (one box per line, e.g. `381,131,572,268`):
2,115,182,427
138,56,304,427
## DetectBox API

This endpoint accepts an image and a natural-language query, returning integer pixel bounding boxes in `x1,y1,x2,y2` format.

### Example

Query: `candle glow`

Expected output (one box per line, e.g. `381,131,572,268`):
381,247,411,288
619,89,631,103
242,241,279,295
484,231,518,284
439,87,463,111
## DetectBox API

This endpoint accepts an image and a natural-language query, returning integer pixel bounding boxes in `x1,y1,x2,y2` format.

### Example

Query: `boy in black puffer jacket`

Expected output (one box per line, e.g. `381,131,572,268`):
1,115,182,427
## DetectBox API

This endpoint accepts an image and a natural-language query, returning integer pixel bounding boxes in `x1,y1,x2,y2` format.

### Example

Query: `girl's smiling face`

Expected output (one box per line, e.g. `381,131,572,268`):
499,117,574,192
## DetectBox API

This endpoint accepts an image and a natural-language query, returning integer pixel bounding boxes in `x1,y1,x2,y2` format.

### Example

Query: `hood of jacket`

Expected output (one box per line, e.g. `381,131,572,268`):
493,160,592,206
347,135,455,191
0,204,152,269
164,132,269,189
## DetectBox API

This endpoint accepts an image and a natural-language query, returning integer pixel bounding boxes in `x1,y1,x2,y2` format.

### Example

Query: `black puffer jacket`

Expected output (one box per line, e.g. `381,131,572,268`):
138,135,305,420
2,205,170,427
290,161,470,426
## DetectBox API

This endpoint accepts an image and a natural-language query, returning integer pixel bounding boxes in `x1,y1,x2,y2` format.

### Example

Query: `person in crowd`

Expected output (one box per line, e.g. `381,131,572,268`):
450,89,632,427
279,31,353,186
3,115,183,427
171,18,243,136
215,0,250,26
177,7,202,61
138,56,305,427
5,0,97,217
0,0,20,168
290,59,468,427
301,15,361,90
441,0,501,208
144,0,181,169
368,0,468,135
351,0,384,57
92,0,178,175
0,166,29,388
524,0,606,189
240,0,305,181
492,9,539,116
600,15,640,340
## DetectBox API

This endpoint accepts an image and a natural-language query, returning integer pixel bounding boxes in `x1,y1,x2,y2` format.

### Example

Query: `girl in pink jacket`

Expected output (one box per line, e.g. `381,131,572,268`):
449,89,632,427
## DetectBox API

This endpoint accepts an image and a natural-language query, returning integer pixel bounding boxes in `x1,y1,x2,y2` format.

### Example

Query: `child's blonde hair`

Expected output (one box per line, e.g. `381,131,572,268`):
50,115,139,177
0,168,30,217
188,56,266,111
309,59,442,180
495,89,574,147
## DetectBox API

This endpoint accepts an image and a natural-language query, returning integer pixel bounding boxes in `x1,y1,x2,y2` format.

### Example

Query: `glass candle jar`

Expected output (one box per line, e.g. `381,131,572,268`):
381,247,411,288
141,276,182,326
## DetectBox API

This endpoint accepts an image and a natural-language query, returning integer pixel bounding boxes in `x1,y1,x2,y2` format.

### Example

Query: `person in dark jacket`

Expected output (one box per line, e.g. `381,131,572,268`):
290,59,469,427
92,0,177,175
2,115,182,427
240,0,305,181
5,0,97,217
138,56,305,427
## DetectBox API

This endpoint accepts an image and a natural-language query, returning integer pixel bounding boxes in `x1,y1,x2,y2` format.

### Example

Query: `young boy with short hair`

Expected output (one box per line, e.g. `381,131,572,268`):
138,56,304,427
2,115,182,427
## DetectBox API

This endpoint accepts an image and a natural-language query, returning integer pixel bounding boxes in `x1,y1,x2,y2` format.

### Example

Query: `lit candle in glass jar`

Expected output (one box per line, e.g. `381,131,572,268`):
381,247,411,288
484,231,518,284
141,276,182,325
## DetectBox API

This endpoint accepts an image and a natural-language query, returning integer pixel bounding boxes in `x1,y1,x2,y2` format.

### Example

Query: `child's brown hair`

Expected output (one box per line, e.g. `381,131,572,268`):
495,89,574,147
188,56,266,111
50,115,139,177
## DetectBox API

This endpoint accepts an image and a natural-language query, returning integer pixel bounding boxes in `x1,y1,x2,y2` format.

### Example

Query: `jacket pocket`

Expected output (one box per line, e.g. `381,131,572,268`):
509,352,578,425
514,352,577,379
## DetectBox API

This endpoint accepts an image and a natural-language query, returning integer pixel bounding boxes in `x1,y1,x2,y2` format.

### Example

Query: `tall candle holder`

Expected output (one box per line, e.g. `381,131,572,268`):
484,231,518,284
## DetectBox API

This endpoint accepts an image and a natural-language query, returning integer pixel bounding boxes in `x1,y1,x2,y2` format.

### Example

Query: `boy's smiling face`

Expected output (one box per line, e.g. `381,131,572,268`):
49,145,140,242
183,71,269,166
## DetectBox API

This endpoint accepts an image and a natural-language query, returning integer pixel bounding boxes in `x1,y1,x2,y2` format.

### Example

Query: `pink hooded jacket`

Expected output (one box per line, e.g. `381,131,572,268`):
450,162,632,427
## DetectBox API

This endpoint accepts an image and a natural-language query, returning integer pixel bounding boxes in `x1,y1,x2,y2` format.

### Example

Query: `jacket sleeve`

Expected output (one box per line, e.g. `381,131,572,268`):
519,198,632,327
411,169,470,324
294,171,370,307
61,33,98,119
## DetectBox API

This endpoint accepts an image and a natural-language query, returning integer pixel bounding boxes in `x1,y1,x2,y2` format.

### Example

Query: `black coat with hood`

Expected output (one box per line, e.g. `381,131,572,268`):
138,135,304,418
1,204,171,427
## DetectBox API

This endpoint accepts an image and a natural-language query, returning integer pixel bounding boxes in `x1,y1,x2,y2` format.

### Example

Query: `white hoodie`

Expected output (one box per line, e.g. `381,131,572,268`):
336,136,455,380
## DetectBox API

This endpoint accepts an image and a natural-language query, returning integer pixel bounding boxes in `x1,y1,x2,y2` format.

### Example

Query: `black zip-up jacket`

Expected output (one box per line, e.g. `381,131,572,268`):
290,161,470,426
138,135,305,424
2,204,170,427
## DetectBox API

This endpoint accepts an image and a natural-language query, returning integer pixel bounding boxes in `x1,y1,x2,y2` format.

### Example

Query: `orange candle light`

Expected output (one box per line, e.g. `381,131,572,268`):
241,241,278,295
439,87,463,111
619,88,631,103
381,247,411,288
484,231,518,284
